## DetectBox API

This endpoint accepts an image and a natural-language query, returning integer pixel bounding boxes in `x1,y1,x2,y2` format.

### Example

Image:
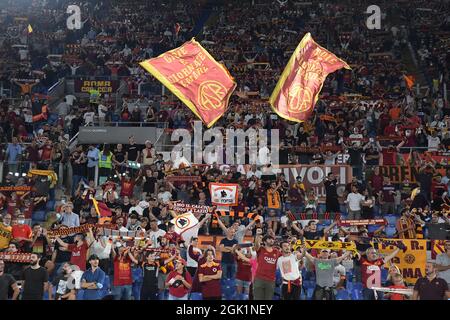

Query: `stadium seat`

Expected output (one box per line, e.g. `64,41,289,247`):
306,288,315,300
346,281,353,292
384,215,397,226
189,292,203,300
381,268,389,283
353,282,363,292
351,288,362,300
336,290,349,300
303,280,315,289
31,210,46,223
237,293,249,300
76,289,85,300
385,226,397,238
367,224,380,234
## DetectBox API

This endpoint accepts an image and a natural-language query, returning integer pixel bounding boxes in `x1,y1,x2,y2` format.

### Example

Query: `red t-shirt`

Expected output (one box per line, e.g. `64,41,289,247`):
360,257,384,289
68,242,89,271
255,247,281,282
165,231,182,245
113,256,133,286
387,284,408,300
198,261,222,298
371,175,384,193
382,149,397,165
11,224,32,241
166,270,192,298
120,179,135,197
236,258,252,282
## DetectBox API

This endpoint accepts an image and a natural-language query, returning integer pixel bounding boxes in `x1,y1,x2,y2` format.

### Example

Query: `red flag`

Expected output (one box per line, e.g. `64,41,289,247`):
92,198,112,217
140,39,236,127
270,33,350,122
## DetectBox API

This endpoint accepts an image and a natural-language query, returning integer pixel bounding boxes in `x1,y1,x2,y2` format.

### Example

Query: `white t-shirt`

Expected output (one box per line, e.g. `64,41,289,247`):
90,237,112,259
65,95,76,106
246,170,262,179
98,104,108,118
346,192,365,211
147,229,166,248
187,245,202,268
427,136,440,151
158,191,172,203
333,264,346,287
277,254,301,281
83,112,95,124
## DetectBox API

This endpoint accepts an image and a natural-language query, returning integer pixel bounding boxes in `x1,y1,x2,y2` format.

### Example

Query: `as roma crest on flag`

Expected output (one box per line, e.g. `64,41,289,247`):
270,33,351,122
139,38,236,127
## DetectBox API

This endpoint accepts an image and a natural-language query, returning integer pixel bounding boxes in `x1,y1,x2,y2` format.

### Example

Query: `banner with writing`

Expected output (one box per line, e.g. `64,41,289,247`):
172,202,212,214
373,239,427,284
74,79,120,94
139,38,236,127
209,183,239,206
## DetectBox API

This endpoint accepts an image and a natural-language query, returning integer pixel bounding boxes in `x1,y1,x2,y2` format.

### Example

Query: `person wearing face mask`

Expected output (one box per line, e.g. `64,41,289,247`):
11,213,32,251
21,253,49,300
0,214,12,250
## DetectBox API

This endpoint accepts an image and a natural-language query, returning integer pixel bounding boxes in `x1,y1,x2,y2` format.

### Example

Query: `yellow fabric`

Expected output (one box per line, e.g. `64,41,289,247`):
0,223,12,250
267,189,281,209
27,169,58,187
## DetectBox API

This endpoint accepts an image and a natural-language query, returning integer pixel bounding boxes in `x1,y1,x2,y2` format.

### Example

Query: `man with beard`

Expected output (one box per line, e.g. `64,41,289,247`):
277,240,302,300
52,263,76,300
253,234,281,300
323,173,340,213
301,247,352,300
413,261,450,300
0,259,20,300
21,253,49,300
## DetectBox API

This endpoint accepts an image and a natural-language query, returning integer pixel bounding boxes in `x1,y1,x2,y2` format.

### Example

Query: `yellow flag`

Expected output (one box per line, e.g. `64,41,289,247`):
27,24,33,34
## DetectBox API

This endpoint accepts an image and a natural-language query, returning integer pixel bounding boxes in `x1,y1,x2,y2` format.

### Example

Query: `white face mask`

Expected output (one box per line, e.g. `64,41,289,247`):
18,219,25,225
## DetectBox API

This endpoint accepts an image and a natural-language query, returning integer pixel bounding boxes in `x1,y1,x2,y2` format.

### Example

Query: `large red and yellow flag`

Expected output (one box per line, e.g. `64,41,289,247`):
270,33,350,122
140,39,236,127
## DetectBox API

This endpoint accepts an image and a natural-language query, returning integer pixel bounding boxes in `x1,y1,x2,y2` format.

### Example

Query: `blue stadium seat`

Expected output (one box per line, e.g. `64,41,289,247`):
303,280,315,289
32,210,46,223
306,288,315,300
237,293,249,300
384,215,397,226
381,268,389,283
76,289,85,300
111,114,120,122
346,271,353,282
222,278,236,288
346,281,353,291
367,224,380,234
336,290,349,300
353,282,363,291
351,288,362,300
222,285,236,298
385,226,397,238
189,292,203,300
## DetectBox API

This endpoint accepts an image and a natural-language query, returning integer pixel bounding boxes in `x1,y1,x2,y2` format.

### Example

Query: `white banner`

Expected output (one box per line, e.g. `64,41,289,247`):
170,212,199,243
209,183,239,206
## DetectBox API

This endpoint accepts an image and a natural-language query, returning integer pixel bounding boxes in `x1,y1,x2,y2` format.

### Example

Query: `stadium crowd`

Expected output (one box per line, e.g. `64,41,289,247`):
0,0,449,301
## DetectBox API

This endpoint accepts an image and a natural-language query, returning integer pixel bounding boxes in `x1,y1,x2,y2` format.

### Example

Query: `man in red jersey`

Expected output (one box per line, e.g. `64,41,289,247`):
111,241,138,300
253,234,281,300
198,249,222,300
360,245,400,300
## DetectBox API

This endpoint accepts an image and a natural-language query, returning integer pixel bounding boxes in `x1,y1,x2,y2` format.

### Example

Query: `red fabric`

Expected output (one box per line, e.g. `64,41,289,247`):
11,224,32,240
371,174,384,193
360,257,384,289
166,270,192,298
255,247,281,282
382,149,397,165
236,258,252,282
120,179,135,197
164,231,182,245
198,261,222,298
113,256,133,286
387,285,408,300
68,242,89,271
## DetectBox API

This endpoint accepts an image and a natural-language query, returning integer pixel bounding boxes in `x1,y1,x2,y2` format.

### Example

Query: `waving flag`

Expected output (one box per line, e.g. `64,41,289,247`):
92,197,112,224
170,211,199,243
140,38,236,127
404,75,415,89
270,33,350,122
27,24,33,34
